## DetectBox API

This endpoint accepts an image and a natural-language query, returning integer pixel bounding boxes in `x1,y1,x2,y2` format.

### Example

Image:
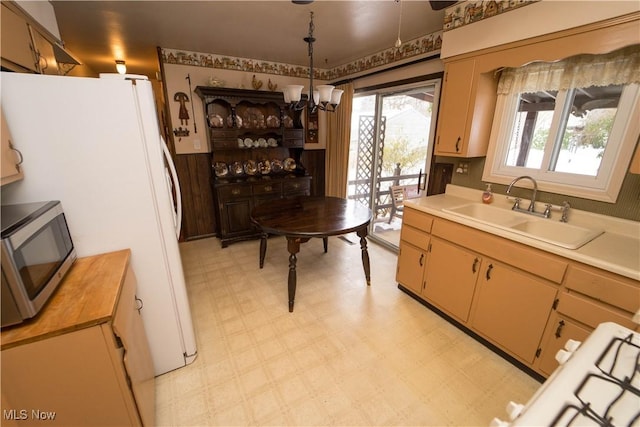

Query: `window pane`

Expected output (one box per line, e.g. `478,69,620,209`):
550,85,622,176
505,91,557,169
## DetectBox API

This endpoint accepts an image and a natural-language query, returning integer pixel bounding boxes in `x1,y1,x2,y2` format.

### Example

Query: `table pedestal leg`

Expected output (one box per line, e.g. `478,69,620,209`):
286,237,307,312
323,237,328,253
357,228,371,286
259,233,268,269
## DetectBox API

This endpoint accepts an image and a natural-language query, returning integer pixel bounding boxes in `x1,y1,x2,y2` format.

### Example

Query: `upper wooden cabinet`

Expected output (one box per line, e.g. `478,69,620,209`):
435,58,499,157
1,109,24,186
29,27,58,75
1,3,38,72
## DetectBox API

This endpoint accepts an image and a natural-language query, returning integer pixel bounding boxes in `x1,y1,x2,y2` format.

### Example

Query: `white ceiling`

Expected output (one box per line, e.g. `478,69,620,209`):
50,1,447,79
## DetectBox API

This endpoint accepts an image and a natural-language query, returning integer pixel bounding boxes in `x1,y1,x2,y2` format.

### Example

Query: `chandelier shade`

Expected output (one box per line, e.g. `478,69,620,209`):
283,12,340,113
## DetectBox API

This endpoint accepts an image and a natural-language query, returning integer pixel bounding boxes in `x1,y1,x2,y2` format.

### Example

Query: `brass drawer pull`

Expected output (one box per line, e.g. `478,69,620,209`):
231,188,241,195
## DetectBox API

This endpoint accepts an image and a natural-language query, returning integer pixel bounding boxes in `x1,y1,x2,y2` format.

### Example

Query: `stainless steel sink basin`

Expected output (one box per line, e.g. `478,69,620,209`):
442,203,603,249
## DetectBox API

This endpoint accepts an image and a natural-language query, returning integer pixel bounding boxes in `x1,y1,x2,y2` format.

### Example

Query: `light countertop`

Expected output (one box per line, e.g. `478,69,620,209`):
405,186,640,281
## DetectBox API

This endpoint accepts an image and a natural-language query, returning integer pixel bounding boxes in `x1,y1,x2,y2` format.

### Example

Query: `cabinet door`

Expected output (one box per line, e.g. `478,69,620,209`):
537,313,591,376
29,28,58,75
435,59,475,155
1,4,37,72
423,238,480,323
396,241,428,295
1,109,24,186
112,267,155,427
471,260,558,364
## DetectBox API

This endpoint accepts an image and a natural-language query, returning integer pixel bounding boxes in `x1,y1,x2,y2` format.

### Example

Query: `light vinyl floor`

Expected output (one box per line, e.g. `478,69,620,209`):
155,235,541,426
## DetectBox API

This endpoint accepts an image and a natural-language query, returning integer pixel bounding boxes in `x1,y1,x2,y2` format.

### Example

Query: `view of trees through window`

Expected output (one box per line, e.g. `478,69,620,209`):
506,85,622,177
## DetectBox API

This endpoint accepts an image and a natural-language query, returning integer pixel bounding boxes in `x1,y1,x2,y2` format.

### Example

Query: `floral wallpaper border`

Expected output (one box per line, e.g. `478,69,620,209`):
160,30,442,82
443,0,539,31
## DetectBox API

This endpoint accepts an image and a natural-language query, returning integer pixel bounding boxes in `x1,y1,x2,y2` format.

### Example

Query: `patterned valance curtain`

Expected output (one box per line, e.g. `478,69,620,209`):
497,45,640,95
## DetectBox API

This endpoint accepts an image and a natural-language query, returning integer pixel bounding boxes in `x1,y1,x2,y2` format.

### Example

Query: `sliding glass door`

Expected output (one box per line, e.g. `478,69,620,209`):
347,80,441,249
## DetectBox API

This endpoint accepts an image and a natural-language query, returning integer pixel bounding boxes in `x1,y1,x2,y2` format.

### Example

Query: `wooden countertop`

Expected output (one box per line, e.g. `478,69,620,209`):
1,249,131,350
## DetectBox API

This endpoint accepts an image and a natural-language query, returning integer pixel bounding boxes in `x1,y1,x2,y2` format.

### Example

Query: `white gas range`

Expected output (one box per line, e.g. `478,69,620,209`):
492,322,640,426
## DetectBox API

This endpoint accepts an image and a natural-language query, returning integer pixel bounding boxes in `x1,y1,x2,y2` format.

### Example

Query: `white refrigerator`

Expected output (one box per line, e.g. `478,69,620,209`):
1,71,197,376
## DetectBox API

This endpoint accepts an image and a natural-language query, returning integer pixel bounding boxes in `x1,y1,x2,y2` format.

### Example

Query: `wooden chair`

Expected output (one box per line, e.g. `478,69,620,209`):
388,185,406,223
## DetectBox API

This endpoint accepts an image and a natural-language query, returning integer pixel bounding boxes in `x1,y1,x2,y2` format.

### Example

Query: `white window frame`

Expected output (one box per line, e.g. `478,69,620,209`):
483,83,640,202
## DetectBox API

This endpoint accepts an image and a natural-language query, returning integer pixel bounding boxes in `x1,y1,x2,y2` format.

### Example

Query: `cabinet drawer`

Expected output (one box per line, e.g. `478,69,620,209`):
403,208,434,232
253,181,282,195
557,291,637,330
218,185,251,200
400,225,430,249
283,179,310,194
564,264,640,313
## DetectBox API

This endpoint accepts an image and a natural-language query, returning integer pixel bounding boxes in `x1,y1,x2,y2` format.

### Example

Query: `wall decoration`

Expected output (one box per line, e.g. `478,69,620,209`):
443,0,539,31
173,92,190,126
306,111,318,144
251,75,263,90
160,28,443,82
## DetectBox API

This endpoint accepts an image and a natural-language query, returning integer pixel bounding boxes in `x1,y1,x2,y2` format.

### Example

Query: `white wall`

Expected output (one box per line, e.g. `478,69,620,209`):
441,0,639,59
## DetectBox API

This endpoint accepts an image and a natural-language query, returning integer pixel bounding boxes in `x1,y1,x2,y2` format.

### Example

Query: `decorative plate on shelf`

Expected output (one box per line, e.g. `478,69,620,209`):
213,162,228,177
257,138,267,147
267,138,278,147
258,159,271,175
208,114,223,128
271,159,283,173
266,115,280,128
238,138,244,147
244,138,253,147
244,160,258,175
283,115,294,128
284,158,296,172
229,161,244,176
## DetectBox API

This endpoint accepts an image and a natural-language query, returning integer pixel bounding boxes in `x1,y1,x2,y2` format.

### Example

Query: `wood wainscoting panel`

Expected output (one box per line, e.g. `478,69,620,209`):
174,153,216,240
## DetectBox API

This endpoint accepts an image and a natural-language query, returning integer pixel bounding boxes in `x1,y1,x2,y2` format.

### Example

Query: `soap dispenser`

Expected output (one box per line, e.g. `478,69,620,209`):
482,184,493,204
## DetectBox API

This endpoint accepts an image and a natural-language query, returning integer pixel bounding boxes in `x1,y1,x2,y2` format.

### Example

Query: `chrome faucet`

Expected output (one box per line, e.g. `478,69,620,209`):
507,175,538,212
506,175,550,218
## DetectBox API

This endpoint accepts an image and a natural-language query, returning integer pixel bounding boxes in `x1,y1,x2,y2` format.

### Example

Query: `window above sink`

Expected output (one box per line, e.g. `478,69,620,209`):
483,46,640,203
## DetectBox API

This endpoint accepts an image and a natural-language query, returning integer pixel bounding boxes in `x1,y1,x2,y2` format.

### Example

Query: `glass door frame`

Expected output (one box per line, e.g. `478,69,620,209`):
351,78,442,251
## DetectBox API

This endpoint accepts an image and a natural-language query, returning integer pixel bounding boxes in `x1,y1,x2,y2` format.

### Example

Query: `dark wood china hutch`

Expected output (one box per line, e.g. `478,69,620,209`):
195,87,311,247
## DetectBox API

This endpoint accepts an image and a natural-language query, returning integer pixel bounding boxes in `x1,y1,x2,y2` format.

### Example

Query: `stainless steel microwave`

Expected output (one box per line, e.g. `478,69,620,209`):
1,201,76,328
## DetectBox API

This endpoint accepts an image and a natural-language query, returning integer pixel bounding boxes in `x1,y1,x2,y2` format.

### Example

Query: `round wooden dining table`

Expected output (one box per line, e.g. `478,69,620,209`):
250,196,373,312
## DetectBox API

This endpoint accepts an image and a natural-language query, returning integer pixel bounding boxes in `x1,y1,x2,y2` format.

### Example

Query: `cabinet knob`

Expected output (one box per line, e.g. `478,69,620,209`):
554,319,565,338
232,188,241,195
264,185,273,192
419,253,424,267
135,296,144,314
455,137,461,152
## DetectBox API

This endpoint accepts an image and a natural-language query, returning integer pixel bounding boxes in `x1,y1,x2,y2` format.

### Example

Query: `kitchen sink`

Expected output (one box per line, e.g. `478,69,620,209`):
442,203,604,249
509,219,604,249
442,203,531,227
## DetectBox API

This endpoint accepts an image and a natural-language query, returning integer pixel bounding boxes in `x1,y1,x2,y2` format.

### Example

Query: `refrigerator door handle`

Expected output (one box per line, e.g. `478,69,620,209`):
161,137,182,239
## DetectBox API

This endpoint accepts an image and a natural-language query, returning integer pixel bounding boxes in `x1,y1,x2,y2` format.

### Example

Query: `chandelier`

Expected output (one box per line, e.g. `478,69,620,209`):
283,12,342,113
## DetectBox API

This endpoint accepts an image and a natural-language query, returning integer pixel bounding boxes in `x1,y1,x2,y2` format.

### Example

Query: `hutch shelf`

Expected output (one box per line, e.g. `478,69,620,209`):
195,87,311,247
